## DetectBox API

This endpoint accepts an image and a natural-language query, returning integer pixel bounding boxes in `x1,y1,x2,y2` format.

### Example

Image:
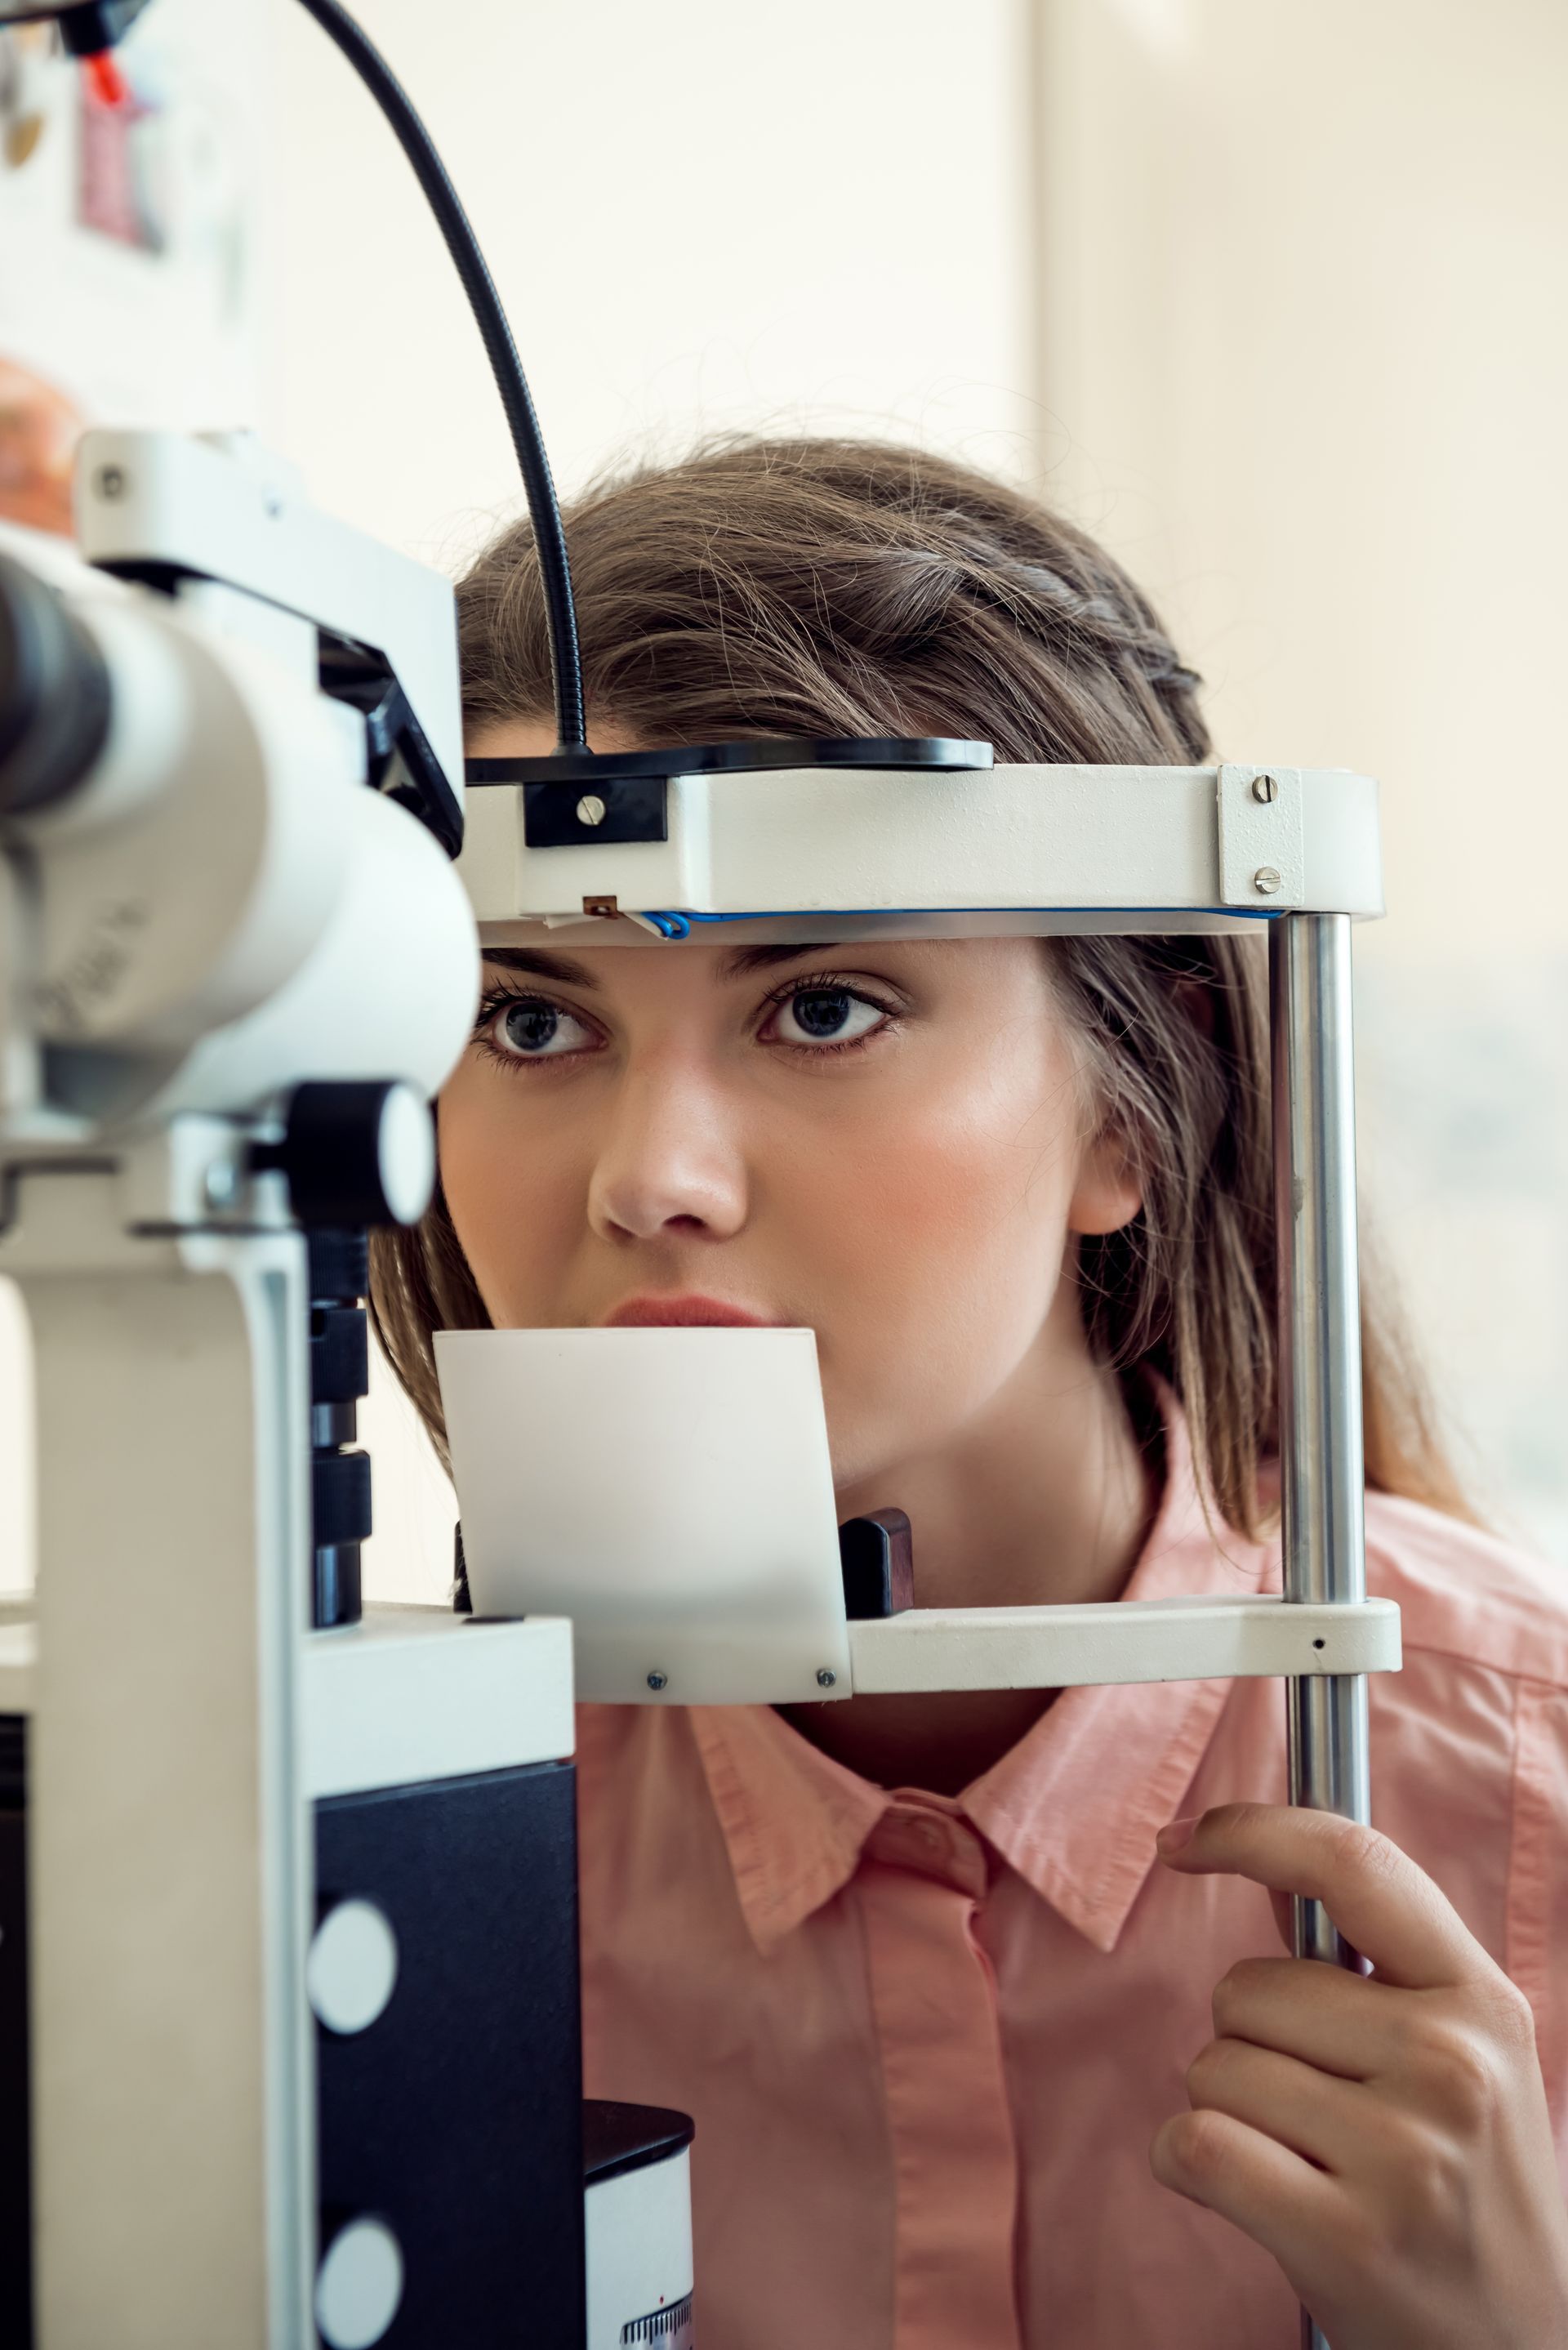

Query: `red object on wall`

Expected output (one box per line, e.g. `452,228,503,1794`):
83,51,127,110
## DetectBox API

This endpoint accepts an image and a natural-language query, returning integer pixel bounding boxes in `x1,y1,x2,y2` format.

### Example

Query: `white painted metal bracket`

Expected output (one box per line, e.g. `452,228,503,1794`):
301,1607,574,1799
1217,763,1306,908
847,1593,1401,1695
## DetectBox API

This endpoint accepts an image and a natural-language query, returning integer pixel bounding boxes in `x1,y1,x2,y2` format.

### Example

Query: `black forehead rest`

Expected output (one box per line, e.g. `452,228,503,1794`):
465,737,995,787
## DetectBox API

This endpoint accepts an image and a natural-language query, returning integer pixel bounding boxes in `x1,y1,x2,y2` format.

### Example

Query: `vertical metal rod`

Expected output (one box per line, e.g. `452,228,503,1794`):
1269,914,1372,2350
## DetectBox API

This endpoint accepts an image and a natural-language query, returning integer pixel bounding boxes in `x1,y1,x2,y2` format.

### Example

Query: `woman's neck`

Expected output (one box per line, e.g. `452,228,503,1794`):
780,1303,1160,1795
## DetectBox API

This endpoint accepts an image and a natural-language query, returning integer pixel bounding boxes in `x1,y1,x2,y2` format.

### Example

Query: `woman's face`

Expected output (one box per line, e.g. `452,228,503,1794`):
439,733,1140,1497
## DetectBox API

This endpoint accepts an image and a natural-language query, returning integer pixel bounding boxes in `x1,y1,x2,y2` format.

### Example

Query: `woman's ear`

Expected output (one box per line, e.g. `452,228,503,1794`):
1067,1127,1143,1238
1171,973,1215,1041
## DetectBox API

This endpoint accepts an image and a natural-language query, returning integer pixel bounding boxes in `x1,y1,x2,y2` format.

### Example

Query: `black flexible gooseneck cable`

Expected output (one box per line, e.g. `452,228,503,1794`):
294,0,586,751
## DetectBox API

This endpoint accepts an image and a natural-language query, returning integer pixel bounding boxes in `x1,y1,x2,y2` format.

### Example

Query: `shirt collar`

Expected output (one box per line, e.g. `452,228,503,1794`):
691,1388,1277,1957
688,1700,891,1955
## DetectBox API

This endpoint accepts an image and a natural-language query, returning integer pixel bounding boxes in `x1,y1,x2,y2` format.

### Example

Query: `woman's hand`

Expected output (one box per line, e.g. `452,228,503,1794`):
1150,1802,1568,2348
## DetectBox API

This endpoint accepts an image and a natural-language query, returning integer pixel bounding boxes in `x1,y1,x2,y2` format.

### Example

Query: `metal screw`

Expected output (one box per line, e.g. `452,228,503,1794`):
95,465,127,501
576,794,607,828
816,1668,837,1689
1251,772,1278,804
645,1670,668,1692
1253,866,1283,896
203,1162,240,1211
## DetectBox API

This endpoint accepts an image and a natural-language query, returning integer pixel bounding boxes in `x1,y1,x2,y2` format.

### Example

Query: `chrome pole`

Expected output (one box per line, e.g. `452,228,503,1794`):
1269,913,1372,2350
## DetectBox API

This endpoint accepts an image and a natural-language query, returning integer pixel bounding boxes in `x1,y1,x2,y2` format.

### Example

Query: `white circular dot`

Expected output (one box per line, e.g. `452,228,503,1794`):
308,1899,399,2037
315,2217,403,2350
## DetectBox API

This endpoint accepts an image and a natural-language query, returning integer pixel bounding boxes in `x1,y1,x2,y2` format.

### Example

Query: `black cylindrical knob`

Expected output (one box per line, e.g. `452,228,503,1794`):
254,1081,434,1231
314,1451,373,1550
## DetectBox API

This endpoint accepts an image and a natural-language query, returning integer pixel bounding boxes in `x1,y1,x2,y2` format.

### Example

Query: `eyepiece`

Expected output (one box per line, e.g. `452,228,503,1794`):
0,550,114,818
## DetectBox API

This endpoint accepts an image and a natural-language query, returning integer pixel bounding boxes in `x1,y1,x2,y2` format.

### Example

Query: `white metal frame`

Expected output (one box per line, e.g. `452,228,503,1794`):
461,760,1381,938
3,1171,316,2349
457,765,1384,2350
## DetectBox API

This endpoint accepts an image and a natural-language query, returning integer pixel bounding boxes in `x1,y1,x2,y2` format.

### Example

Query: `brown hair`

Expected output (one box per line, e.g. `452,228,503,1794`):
372,435,1468,1534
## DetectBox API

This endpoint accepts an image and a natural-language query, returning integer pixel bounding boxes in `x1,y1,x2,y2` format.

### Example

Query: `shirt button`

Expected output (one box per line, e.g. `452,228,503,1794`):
866,1807,987,1893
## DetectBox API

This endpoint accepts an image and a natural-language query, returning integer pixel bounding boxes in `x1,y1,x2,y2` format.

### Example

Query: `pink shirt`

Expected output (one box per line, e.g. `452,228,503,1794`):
575,1407,1568,2348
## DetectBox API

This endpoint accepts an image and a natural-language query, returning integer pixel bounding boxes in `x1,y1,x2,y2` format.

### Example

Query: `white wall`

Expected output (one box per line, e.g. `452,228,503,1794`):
1035,0,1568,1556
265,0,1040,551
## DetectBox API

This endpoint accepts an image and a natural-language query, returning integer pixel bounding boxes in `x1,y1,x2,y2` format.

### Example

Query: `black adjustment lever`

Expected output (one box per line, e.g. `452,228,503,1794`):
838,1510,915,1620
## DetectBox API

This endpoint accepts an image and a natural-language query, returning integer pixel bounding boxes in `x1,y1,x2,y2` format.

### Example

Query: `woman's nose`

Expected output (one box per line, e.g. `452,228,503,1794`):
586,1058,748,1243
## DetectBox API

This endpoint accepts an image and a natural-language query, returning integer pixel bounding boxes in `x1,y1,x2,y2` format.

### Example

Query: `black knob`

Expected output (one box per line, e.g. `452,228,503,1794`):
307,1229,371,1302
0,551,112,819
252,1081,434,1230
314,1451,372,1550
310,1306,370,1408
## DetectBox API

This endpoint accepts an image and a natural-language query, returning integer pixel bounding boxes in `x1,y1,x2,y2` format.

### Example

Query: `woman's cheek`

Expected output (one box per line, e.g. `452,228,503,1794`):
810,1056,1076,1263
438,1086,581,1324
801,1093,1073,1443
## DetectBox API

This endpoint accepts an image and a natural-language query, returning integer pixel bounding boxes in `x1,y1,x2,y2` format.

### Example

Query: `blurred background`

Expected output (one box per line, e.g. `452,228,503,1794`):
1,0,1564,1603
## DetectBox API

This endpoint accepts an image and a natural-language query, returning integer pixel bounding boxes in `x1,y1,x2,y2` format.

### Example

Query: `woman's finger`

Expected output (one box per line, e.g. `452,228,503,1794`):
1156,1803,1494,1991
1149,2103,1344,2281
1184,2034,1373,2173
1210,1955,1397,2081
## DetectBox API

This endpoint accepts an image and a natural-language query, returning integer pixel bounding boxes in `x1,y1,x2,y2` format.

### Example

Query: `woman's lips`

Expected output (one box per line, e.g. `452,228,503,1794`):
600,1295,777,1329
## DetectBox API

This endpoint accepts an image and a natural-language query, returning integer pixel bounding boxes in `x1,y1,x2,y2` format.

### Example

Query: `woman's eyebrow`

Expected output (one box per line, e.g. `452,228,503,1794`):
719,943,841,979
482,947,600,991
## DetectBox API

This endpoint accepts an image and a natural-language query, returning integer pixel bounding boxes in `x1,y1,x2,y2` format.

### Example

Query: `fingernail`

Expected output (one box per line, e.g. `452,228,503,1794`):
1156,1816,1199,1857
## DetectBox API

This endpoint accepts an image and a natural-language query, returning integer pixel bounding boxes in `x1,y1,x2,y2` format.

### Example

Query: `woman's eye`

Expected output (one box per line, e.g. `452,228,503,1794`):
768,988,888,1048
484,997,596,1059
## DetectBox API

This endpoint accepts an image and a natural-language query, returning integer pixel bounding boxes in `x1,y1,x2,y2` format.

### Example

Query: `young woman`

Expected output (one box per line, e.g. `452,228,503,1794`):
374,439,1568,2348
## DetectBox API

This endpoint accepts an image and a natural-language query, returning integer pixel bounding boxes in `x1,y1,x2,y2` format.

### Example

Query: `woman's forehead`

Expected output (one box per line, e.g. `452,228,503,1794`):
469,715,646,760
